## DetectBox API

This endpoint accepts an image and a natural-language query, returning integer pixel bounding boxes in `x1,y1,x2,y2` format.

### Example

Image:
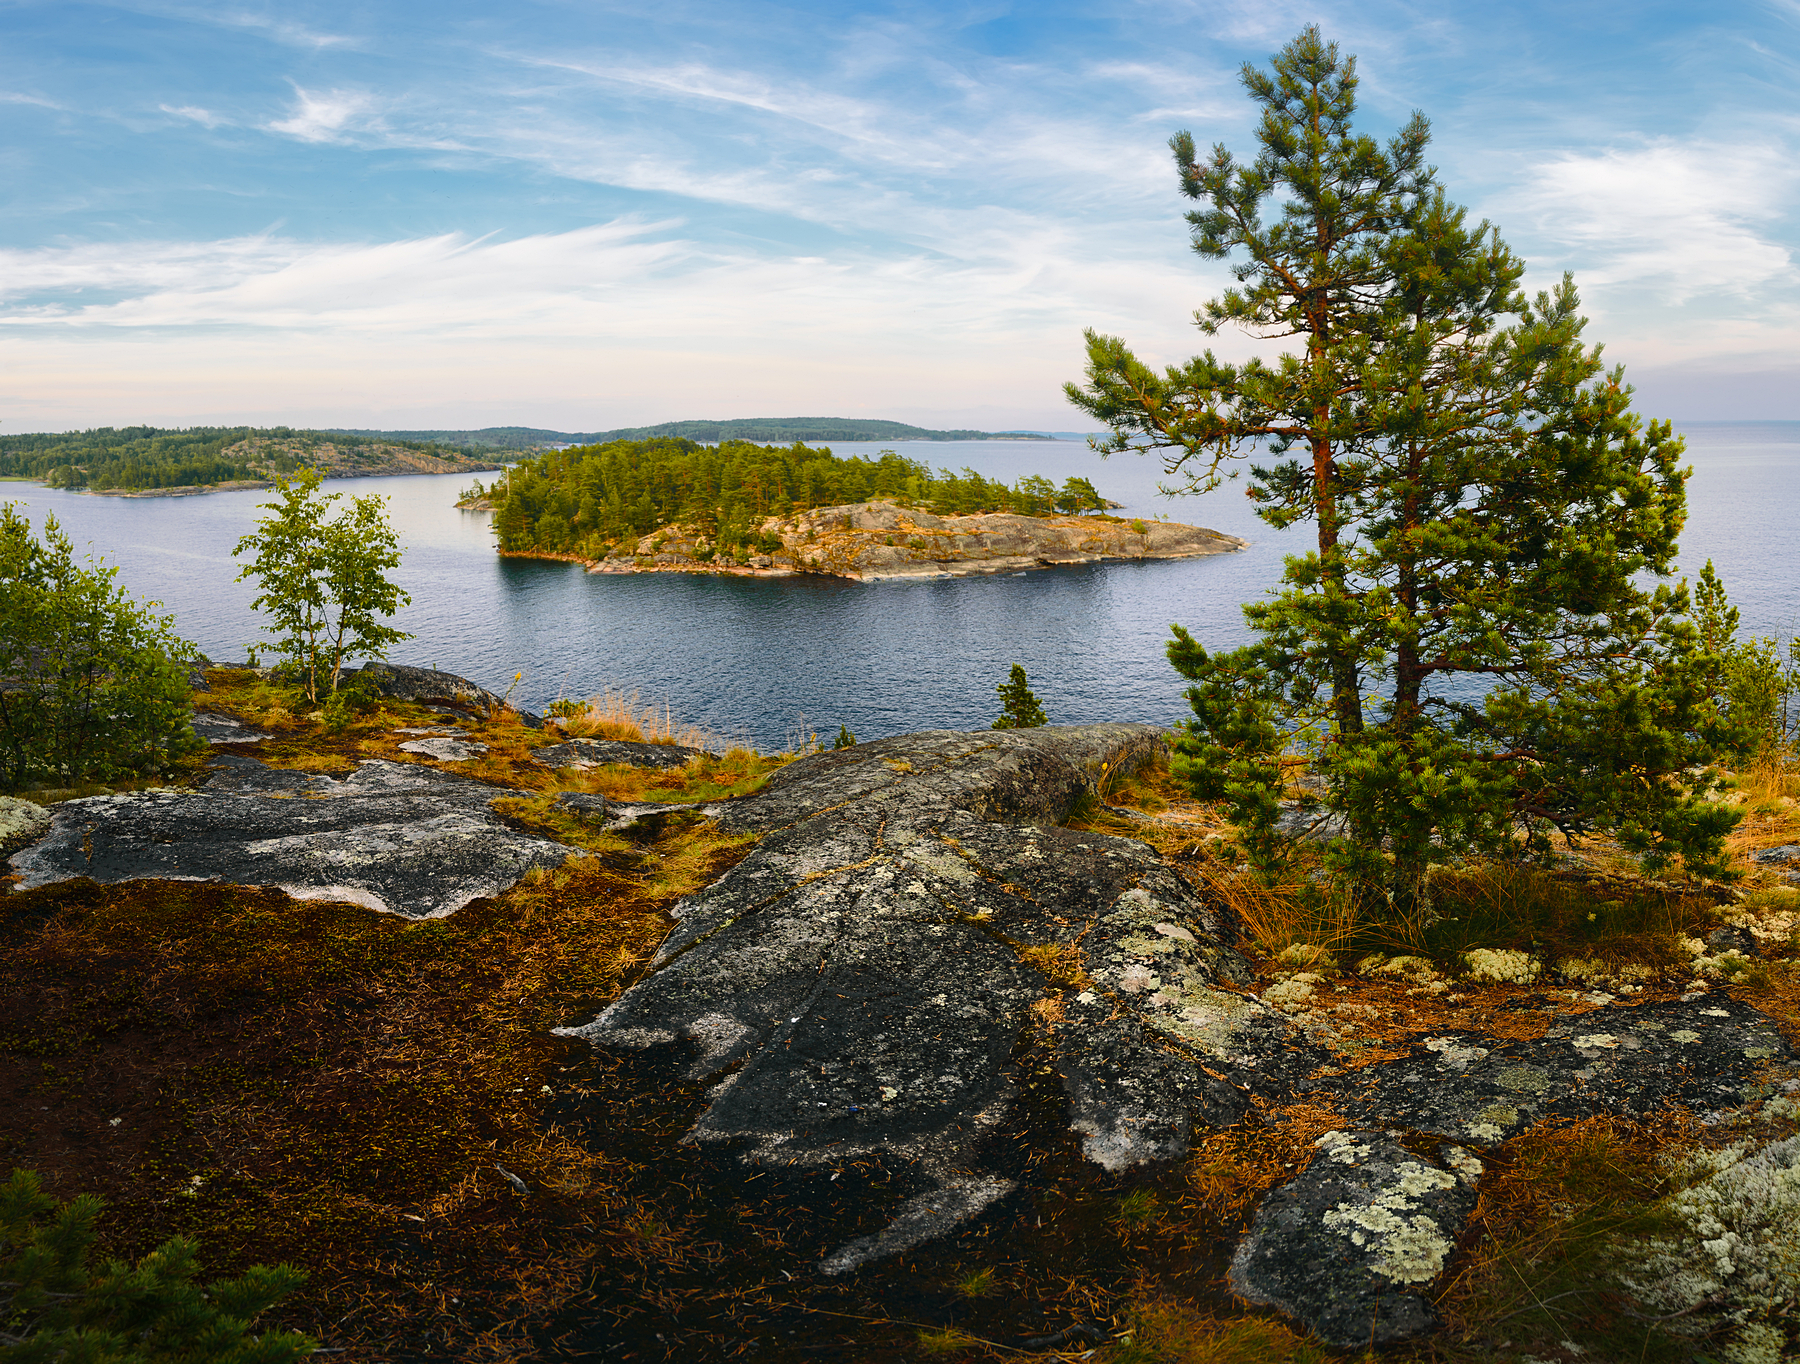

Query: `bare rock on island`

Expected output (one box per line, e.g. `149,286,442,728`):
582,500,1247,580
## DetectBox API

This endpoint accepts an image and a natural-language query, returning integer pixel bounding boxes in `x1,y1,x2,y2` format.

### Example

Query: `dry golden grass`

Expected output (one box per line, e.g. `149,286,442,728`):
549,685,721,751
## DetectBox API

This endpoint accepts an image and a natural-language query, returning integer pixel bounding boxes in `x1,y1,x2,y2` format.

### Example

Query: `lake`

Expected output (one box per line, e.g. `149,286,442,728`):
4,424,1795,752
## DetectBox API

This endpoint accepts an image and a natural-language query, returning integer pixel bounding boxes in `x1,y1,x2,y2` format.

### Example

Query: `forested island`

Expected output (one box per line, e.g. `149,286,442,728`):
461,435,1240,577
353,416,1057,447
0,425,499,493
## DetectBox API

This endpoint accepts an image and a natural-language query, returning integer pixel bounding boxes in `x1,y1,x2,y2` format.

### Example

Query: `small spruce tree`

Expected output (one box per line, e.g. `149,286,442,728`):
834,724,856,749
992,665,1048,730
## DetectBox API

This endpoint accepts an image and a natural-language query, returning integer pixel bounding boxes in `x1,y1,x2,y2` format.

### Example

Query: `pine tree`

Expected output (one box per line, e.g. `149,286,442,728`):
992,665,1048,730
0,1169,316,1363
1074,28,1740,910
1067,25,1435,736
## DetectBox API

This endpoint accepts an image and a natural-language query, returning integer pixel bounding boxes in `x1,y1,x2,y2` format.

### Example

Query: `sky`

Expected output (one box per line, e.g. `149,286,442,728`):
1,0,1796,434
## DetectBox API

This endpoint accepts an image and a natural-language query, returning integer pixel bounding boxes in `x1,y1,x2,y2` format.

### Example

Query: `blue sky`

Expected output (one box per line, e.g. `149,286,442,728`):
1,0,1796,433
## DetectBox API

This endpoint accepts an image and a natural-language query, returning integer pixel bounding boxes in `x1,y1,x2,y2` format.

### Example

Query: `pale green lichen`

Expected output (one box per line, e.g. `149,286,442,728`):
1425,1037,1490,1070
0,796,51,847
1263,973,1322,1014
1462,948,1541,984
1612,1136,1800,1364
1274,942,1336,972
1320,1158,1459,1284
1495,1064,1552,1095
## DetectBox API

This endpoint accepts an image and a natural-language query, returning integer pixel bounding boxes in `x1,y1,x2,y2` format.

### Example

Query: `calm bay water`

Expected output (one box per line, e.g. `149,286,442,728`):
4,423,1795,752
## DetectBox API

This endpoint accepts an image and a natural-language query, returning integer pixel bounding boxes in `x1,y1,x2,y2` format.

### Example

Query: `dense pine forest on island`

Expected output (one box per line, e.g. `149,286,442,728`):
0,426,498,492
470,437,1108,559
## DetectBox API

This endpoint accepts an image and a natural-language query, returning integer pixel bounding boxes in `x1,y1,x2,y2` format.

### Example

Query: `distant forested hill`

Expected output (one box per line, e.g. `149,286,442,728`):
473,436,1105,559
334,417,1024,448
0,426,497,491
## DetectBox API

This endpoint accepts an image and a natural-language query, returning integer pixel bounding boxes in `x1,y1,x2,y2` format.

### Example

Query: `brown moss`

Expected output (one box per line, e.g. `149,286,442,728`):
0,815,753,1362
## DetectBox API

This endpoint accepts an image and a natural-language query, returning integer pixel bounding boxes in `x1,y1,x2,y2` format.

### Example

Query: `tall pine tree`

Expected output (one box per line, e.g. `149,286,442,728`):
1070,28,1738,912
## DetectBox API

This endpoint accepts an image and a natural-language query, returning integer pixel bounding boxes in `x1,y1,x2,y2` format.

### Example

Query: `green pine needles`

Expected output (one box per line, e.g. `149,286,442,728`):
1070,27,1741,912
0,1169,316,1363
992,665,1048,730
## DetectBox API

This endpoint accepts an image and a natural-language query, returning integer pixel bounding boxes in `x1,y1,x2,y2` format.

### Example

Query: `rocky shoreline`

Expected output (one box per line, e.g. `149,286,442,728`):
498,499,1247,581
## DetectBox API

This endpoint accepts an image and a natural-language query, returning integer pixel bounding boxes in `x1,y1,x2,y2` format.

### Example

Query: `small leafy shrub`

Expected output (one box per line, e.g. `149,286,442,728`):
0,505,202,791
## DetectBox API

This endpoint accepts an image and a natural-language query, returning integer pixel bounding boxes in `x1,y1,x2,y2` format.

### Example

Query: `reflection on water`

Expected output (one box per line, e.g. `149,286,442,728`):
4,425,1794,751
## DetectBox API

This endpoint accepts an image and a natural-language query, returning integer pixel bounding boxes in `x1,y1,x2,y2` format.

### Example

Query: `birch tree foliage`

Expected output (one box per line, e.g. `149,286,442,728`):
234,469,412,703
0,504,199,790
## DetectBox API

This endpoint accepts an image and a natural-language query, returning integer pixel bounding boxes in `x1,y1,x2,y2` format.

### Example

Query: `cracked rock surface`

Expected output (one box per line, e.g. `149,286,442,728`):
559,723,1800,1340
560,725,1300,1267
8,753,573,917
1306,996,1794,1148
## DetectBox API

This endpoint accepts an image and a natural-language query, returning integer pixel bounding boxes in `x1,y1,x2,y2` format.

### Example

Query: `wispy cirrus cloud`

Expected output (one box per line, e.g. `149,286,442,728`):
1517,136,1798,302
159,103,227,128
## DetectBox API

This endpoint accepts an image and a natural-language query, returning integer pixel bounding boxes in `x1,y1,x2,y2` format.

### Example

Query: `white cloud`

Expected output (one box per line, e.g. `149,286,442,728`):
0,91,63,109
160,103,225,128
266,85,383,143
0,219,1238,429
1517,137,1798,302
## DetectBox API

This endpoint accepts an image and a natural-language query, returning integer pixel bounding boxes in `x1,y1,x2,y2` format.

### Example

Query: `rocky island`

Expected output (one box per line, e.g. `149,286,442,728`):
583,499,1246,580
464,433,1248,580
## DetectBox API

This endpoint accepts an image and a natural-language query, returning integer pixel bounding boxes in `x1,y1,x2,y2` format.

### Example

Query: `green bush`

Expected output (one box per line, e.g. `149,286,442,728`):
0,1169,316,1362
0,505,201,792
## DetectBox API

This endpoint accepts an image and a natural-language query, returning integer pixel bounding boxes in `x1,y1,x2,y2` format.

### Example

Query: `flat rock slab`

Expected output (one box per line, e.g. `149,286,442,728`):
532,738,706,770
560,726,1313,1269
397,735,489,762
190,711,270,744
8,754,574,918
1305,995,1796,1148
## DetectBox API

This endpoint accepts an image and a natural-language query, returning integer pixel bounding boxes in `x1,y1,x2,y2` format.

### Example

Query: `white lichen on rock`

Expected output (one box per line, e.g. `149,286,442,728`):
1462,948,1541,984
1263,972,1322,1013
1425,1036,1490,1070
1611,1135,1800,1364
0,796,52,848
1320,1158,1460,1283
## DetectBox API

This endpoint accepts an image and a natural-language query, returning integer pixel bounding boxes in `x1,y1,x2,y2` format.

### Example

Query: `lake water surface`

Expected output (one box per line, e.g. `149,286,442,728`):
5,424,1795,751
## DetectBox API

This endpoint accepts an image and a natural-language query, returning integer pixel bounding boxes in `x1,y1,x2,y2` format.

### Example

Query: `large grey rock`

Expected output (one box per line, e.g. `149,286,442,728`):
559,726,1311,1270
1303,996,1796,1148
1230,1130,1481,1347
190,711,270,745
532,738,705,770
8,754,573,917
353,662,543,727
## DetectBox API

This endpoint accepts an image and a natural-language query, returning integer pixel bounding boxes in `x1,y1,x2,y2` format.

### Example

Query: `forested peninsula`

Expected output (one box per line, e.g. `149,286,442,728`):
465,436,1243,578
0,426,499,493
